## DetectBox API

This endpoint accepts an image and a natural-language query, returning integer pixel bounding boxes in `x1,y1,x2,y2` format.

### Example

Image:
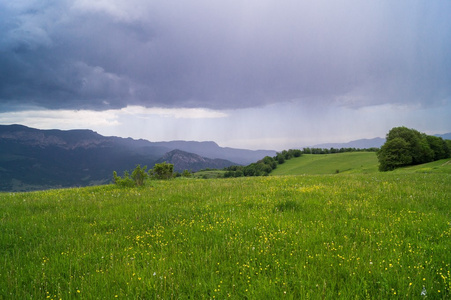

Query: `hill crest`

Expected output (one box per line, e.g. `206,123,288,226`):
156,149,236,172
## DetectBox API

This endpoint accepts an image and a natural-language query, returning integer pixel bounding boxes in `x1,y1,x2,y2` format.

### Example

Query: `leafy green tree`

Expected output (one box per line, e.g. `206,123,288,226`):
377,127,444,171
276,153,285,164
282,150,292,160
262,156,277,169
131,165,148,186
113,170,137,188
426,136,449,160
113,165,143,187
291,149,302,157
224,171,234,178
377,137,413,171
446,140,451,157
182,170,192,177
417,134,435,164
152,162,174,180
386,127,433,164
234,170,244,177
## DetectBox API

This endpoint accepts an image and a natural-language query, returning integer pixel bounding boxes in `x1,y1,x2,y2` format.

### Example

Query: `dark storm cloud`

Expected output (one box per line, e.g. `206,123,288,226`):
1,0,450,112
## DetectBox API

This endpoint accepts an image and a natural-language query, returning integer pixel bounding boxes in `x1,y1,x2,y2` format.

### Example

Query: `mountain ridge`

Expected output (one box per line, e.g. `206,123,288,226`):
155,149,236,172
310,133,451,150
0,124,275,191
311,137,385,149
1,124,449,192
436,133,451,140
0,124,276,164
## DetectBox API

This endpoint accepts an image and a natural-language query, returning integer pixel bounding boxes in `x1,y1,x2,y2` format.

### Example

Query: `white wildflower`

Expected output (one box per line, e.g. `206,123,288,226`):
421,286,427,297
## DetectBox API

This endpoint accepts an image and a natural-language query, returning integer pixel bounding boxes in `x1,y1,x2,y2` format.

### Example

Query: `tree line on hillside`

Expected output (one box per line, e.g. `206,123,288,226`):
301,147,379,154
224,149,302,177
377,126,451,171
113,162,176,187
223,147,380,178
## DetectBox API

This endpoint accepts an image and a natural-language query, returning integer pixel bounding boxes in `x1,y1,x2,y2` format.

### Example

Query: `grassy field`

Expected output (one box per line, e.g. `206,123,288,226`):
271,152,451,176
270,152,380,175
392,158,451,174
193,170,226,179
1,166,451,299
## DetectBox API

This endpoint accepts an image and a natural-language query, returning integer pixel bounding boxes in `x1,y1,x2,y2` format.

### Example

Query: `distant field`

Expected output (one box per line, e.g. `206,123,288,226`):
271,152,379,175
1,171,450,298
193,170,226,179
271,152,451,176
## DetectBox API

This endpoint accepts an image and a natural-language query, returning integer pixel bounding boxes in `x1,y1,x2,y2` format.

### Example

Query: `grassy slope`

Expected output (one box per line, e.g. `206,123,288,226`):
271,152,379,175
392,158,451,174
271,152,451,175
193,170,226,179
1,172,451,298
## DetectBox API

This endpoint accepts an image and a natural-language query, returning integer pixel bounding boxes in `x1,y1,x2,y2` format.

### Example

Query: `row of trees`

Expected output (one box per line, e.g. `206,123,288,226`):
274,149,303,164
302,147,379,154
377,127,451,171
224,156,275,177
113,162,175,187
224,149,302,177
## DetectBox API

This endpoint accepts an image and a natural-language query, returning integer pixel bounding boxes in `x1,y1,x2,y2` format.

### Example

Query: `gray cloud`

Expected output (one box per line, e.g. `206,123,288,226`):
1,0,450,112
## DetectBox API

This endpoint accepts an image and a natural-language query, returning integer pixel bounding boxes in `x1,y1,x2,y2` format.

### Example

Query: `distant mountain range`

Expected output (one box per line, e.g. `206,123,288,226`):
0,124,275,191
156,149,236,172
311,133,451,149
311,137,386,149
436,133,451,140
1,124,449,192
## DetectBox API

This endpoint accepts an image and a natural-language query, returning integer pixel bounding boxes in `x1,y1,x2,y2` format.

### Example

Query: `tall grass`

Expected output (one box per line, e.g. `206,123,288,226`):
1,173,450,298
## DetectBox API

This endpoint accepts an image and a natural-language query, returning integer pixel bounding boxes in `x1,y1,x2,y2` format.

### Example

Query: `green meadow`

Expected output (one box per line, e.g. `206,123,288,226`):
271,152,451,176
1,158,451,298
271,152,380,175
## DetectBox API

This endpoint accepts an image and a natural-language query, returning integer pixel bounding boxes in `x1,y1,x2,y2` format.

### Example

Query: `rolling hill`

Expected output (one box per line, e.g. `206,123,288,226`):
270,152,379,175
270,152,451,176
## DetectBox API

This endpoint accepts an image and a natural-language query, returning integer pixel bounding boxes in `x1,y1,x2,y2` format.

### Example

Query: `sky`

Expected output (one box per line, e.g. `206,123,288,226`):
0,0,450,150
